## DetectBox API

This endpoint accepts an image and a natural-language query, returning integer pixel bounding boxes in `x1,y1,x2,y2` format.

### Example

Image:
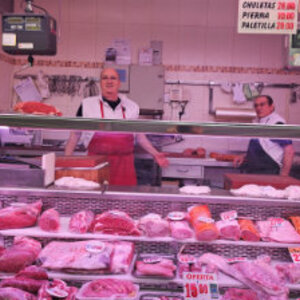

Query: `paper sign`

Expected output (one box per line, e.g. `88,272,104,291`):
269,217,285,229
238,0,298,34
178,254,196,264
288,248,300,263
197,217,215,224
220,210,238,221
183,272,219,300
14,77,42,102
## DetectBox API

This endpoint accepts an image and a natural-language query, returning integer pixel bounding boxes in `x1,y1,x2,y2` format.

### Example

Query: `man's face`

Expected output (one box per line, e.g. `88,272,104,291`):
254,97,274,118
100,68,120,100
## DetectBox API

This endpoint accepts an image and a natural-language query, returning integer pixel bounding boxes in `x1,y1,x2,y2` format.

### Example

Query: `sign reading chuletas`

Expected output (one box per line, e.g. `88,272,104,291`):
238,0,298,34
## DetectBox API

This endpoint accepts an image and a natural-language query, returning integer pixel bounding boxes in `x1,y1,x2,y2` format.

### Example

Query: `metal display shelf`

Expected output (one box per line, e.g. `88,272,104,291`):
0,216,299,249
0,114,300,138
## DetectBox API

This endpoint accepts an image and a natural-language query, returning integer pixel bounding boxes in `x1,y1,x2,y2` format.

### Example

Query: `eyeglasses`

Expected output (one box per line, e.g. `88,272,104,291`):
101,76,118,81
254,102,268,108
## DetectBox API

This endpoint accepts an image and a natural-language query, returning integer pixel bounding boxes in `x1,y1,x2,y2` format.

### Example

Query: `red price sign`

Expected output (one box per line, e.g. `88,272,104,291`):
183,272,219,300
289,248,300,264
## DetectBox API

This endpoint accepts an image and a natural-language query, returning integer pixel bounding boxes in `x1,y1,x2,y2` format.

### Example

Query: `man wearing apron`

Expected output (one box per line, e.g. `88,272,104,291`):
234,95,294,176
65,68,168,185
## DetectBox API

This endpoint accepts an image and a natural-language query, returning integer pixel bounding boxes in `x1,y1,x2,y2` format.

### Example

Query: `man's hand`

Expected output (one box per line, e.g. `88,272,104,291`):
233,154,246,168
153,152,169,167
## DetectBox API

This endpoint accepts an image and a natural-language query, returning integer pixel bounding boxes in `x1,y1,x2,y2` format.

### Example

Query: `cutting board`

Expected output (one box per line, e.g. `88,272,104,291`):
56,155,107,168
224,173,300,190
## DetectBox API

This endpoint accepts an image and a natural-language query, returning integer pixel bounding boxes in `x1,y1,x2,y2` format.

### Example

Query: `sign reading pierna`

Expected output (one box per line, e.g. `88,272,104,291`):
238,0,298,34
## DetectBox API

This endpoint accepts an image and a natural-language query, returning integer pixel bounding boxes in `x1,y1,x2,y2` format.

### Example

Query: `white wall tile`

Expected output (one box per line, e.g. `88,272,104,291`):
179,0,209,26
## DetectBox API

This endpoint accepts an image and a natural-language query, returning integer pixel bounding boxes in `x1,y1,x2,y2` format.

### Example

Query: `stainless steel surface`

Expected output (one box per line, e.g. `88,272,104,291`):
1,114,300,138
166,157,233,167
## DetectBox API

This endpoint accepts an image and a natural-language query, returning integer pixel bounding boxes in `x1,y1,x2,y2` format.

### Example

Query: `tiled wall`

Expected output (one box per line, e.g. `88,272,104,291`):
0,0,299,151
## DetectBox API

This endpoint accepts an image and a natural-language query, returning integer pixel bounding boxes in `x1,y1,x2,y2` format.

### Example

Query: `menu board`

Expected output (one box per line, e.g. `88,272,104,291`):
238,0,298,34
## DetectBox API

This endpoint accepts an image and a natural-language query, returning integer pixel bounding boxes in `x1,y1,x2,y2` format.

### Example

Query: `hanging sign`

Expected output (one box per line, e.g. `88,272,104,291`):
238,0,298,34
183,272,219,300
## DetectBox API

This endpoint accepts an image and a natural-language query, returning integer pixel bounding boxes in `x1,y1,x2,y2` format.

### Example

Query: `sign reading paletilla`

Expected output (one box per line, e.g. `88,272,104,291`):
238,0,298,34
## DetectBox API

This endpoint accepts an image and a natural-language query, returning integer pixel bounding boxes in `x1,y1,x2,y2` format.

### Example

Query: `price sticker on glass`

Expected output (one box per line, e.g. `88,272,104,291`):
288,248,300,264
183,272,219,300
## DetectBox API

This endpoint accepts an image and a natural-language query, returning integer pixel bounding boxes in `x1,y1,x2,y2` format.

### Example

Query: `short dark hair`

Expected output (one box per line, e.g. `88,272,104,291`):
254,95,273,106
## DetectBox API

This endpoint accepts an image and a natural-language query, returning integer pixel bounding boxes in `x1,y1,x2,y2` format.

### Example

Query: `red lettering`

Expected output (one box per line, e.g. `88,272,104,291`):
191,283,197,297
277,22,285,30
185,283,191,298
278,2,286,9
286,12,295,20
285,22,294,30
287,2,296,10
199,284,208,294
278,12,286,19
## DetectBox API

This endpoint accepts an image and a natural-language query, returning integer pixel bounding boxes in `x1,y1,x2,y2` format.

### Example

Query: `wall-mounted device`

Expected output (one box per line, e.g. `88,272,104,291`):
1,0,57,56
286,25,300,69
2,13,57,55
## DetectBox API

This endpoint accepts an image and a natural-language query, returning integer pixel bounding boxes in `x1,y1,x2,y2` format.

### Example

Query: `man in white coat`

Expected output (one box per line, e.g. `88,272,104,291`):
234,95,294,176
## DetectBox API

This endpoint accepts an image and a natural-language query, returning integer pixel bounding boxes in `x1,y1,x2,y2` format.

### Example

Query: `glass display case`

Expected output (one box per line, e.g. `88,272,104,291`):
0,114,299,299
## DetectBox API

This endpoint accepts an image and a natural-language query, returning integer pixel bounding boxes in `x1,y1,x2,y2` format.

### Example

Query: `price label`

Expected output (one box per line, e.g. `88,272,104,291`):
288,248,300,264
238,0,298,34
46,287,68,298
269,217,285,229
178,254,196,264
183,272,219,300
226,257,248,264
168,211,186,221
220,210,238,221
85,241,106,254
143,256,162,264
197,217,215,224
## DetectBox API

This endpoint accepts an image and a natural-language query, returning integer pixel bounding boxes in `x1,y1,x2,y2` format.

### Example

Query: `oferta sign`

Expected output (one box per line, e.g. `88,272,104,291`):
238,0,298,34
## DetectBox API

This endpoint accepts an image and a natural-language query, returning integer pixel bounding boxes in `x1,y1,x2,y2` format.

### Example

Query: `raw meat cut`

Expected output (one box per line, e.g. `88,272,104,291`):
188,205,218,241
135,258,176,278
256,218,300,243
76,279,138,299
14,102,62,116
238,219,260,242
37,279,77,300
68,210,94,234
233,258,288,298
38,209,60,232
195,147,206,158
0,237,41,273
38,240,113,272
0,201,42,230
169,221,193,240
216,220,241,241
138,214,170,237
0,287,36,300
198,253,288,299
209,152,237,162
182,148,194,157
110,242,135,274
91,210,140,236
0,265,49,293
0,278,47,294
221,288,259,300
16,266,48,281
275,263,300,283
